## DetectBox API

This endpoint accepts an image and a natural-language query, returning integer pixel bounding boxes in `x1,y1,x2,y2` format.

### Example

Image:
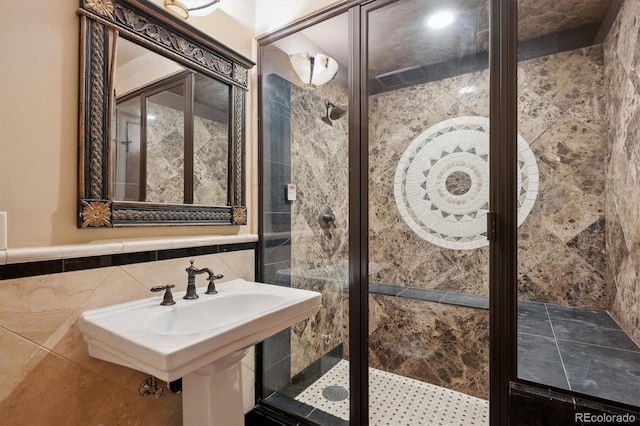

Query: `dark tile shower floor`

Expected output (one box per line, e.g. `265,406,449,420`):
518,301,640,407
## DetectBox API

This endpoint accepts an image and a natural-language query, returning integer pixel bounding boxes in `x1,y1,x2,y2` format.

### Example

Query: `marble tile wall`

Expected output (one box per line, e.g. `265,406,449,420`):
271,29,630,403
341,294,489,400
0,250,256,425
193,118,228,206
517,0,611,42
147,102,185,204
364,45,612,397
289,80,350,376
603,0,640,343
281,43,615,398
369,45,611,311
145,103,228,205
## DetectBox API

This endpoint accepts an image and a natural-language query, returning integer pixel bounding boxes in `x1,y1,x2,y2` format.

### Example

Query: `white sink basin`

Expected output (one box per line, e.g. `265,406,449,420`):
78,279,321,382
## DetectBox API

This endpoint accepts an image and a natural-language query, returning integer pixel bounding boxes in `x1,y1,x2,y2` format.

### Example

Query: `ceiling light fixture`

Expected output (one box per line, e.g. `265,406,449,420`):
289,53,339,90
425,9,456,29
164,0,221,19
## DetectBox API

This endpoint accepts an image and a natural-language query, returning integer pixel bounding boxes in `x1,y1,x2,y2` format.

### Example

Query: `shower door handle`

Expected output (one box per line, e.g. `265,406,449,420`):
486,212,496,241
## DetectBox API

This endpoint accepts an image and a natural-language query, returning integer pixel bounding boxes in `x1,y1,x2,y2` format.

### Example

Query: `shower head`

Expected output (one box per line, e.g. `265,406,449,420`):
322,99,347,125
329,103,347,120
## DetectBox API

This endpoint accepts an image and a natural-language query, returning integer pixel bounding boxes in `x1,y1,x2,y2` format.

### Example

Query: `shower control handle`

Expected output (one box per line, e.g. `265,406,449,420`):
323,212,335,223
319,206,336,228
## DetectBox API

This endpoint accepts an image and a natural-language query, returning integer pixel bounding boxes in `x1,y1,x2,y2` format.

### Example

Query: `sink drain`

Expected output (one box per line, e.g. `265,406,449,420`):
322,385,349,401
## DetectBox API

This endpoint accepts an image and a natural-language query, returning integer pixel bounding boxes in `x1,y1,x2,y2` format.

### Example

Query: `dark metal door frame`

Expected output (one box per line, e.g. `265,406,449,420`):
256,0,516,424
488,0,518,424
348,4,368,425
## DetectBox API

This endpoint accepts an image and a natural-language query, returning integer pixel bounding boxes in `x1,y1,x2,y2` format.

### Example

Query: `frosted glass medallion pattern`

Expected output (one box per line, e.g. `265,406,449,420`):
394,116,538,250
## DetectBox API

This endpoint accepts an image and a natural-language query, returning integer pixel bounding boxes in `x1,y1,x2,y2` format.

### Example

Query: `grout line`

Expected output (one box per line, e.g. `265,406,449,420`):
547,308,637,332
545,303,573,391
547,317,622,331
604,310,640,347
554,337,640,353
518,330,555,339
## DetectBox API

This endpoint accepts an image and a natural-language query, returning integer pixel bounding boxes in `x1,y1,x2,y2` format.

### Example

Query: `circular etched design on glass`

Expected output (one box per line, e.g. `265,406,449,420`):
394,116,539,250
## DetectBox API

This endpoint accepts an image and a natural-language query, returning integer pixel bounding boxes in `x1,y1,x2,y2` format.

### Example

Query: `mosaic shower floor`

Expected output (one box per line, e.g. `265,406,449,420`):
295,360,489,426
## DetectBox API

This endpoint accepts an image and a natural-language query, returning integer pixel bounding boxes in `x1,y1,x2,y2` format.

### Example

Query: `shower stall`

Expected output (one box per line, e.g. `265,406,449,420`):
257,0,639,424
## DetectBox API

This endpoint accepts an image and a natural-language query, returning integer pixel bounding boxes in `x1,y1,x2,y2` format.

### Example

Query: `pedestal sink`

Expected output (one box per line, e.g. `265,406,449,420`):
78,279,321,425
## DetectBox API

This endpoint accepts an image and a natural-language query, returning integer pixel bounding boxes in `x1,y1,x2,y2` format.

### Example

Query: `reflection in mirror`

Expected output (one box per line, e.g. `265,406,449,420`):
113,37,229,206
193,73,229,205
146,83,186,204
113,97,141,200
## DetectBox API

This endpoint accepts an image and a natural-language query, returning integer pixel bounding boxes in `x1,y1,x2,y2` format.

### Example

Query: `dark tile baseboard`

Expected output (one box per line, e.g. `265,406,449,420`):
0,242,257,280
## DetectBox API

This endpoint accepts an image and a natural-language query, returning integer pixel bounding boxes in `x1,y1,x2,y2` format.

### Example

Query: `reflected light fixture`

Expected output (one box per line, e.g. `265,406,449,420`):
289,52,339,89
425,9,456,29
164,0,221,19
458,86,476,95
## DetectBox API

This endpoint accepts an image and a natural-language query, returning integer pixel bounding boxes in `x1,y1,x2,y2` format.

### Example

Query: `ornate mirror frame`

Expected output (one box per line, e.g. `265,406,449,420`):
77,0,253,227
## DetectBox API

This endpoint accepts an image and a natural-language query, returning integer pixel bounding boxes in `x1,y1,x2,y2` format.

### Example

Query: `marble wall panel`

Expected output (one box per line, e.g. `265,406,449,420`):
282,23,625,404
146,102,185,204
144,103,228,205
367,295,489,400
193,119,228,206
289,80,350,376
342,291,489,399
604,0,640,343
368,45,610,311
368,73,489,296
291,273,346,377
517,0,611,42
0,249,256,424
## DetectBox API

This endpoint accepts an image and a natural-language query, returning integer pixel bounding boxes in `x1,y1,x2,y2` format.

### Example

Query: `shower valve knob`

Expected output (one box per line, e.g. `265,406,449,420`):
319,206,336,228
323,212,335,223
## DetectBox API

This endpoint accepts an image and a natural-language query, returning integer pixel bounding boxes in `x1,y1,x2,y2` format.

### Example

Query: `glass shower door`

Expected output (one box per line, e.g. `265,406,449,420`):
258,11,352,424
364,0,491,424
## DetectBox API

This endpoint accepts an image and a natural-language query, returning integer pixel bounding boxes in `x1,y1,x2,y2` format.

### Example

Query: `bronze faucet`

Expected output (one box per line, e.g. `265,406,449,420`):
184,260,224,299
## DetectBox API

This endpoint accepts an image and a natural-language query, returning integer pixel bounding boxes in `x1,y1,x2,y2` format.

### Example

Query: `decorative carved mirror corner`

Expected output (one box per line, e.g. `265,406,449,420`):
77,0,254,228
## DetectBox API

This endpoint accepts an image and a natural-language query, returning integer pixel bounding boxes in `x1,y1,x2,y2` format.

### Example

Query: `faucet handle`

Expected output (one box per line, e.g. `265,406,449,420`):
204,274,224,295
151,284,176,306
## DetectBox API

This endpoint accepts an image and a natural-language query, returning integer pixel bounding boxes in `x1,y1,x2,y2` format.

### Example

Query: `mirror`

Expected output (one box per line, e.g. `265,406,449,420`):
77,0,253,227
113,38,230,206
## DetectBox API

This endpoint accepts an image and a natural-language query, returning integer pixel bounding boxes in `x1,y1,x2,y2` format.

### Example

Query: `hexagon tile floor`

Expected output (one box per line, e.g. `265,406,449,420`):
296,360,489,425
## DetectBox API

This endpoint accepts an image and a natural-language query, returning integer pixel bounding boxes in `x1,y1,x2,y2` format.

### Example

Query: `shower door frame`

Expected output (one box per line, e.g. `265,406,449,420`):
256,0,638,425
255,0,515,423
352,0,516,423
487,0,518,423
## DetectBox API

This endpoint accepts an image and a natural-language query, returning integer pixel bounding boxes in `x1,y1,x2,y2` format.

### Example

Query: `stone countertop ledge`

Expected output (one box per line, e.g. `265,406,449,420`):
0,234,259,265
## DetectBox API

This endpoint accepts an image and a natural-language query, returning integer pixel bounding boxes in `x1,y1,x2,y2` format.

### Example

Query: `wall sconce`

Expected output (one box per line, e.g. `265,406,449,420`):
289,53,339,89
164,0,221,19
